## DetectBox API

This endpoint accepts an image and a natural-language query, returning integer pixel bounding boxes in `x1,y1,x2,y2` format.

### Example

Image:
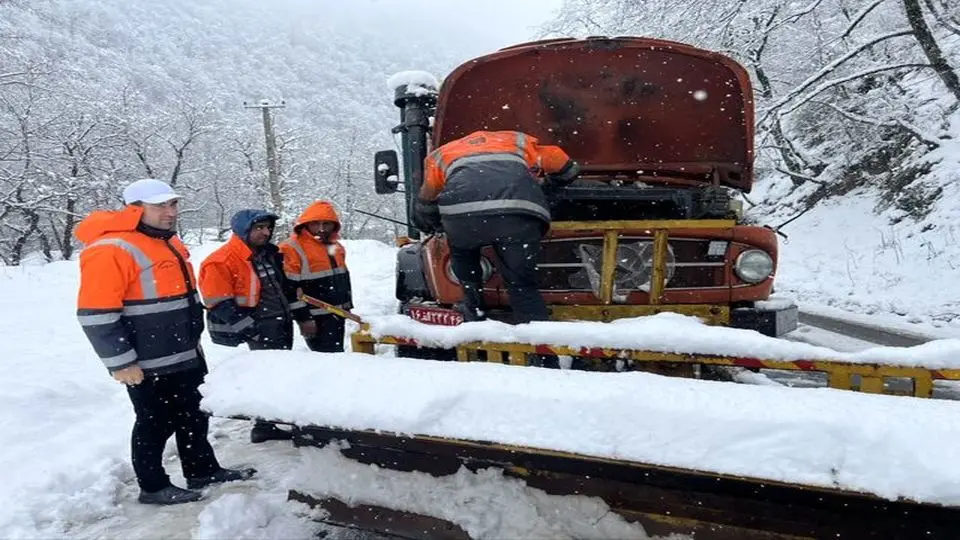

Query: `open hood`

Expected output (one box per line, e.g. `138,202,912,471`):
432,37,755,192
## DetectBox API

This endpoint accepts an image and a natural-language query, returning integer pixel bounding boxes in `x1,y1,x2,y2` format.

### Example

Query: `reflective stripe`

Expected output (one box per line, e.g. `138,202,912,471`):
203,295,233,307
287,267,347,281
235,296,248,305
289,300,307,310
286,239,311,279
515,131,527,157
309,307,329,316
87,238,158,299
430,148,446,169
78,312,122,326
209,316,255,334
439,199,550,221
446,153,526,176
138,349,198,370
101,348,137,369
122,297,189,316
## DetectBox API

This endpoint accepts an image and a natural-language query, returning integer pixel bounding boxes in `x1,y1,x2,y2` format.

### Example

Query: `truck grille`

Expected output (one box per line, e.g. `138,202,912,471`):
537,236,726,297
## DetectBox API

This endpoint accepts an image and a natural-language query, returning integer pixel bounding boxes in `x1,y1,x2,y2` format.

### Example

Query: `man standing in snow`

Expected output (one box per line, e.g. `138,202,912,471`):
75,179,255,506
279,200,353,353
199,209,308,443
417,130,579,324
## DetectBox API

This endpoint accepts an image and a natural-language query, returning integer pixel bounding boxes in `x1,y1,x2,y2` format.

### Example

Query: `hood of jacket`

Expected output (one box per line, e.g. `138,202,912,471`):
230,209,279,242
75,205,144,245
293,201,341,235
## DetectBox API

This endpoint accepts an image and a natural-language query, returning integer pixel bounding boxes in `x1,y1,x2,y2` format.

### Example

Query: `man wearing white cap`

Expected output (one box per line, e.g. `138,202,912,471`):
75,179,255,505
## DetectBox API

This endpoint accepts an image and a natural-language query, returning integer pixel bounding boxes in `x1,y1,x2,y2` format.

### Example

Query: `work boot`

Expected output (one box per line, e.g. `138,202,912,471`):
186,467,257,490
250,422,293,444
456,283,487,322
454,302,486,322
138,485,202,505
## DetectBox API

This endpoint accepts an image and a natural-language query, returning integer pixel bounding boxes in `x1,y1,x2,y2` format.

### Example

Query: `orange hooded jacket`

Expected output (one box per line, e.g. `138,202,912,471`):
75,205,204,375
278,201,352,315
420,130,576,201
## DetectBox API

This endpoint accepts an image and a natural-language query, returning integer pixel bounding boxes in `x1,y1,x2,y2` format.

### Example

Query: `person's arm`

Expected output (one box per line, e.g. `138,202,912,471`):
276,249,311,322
76,245,141,383
199,259,258,341
414,151,445,233
538,145,580,186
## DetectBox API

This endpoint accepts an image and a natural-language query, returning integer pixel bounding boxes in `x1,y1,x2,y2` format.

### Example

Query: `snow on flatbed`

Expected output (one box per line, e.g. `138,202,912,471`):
367,312,960,370
202,349,960,508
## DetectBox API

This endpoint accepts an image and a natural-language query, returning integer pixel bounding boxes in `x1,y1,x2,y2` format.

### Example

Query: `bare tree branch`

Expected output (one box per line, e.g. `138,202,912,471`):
759,29,915,123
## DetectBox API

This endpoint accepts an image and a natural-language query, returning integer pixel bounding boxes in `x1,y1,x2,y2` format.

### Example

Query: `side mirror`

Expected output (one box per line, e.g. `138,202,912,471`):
374,150,400,194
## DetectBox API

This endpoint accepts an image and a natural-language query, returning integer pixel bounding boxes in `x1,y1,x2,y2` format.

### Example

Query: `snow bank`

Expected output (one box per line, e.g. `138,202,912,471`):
290,444,652,540
750,110,960,334
193,493,319,540
201,351,960,507
365,311,960,369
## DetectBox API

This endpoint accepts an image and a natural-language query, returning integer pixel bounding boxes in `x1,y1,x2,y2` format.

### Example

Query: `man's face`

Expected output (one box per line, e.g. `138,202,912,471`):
140,200,179,230
305,221,336,236
247,221,274,247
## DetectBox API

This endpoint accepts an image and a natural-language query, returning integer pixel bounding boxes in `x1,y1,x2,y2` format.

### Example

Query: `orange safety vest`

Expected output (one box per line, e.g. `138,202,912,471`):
75,205,204,375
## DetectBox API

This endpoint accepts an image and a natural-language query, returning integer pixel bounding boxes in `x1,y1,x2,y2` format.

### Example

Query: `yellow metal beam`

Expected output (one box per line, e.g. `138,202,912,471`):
549,304,730,325
600,230,619,304
649,229,669,305
551,219,737,231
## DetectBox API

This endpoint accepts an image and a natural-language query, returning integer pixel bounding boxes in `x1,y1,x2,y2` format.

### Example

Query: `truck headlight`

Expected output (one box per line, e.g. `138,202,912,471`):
734,249,773,283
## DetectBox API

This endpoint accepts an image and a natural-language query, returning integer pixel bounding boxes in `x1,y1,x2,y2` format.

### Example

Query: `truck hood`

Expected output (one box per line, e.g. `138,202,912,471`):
432,37,754,192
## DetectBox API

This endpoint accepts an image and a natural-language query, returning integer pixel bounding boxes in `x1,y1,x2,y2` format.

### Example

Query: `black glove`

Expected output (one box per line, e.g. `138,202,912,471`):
414,199,443,234
546,160,581,187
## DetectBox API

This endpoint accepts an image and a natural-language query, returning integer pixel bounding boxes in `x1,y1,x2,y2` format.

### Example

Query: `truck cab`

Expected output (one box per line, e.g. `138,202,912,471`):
373,37,798,338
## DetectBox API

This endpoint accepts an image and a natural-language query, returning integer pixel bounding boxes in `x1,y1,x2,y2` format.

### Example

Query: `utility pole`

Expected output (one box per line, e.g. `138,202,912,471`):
243,99,286,219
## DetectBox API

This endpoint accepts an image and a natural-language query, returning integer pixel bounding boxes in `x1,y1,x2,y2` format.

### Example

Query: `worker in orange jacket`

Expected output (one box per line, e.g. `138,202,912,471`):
279,201,353,352
76,178,254,506
199,208,309,443
417,130,579,324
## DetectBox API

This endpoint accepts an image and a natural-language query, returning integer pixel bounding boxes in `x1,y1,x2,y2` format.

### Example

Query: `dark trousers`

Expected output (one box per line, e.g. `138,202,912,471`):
446,216,549,324
126,366,220,492
305,314,345,352
247,317,293,351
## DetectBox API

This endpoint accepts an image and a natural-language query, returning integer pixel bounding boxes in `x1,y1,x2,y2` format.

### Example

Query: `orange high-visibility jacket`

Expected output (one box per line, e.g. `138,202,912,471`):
279,201,352,316
420,130,575,201
75,205,205,375
198,233,307,346
418,130,576,225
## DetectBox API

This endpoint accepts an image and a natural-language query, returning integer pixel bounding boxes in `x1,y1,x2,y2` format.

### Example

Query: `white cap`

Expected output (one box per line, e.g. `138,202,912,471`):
122,179,181,205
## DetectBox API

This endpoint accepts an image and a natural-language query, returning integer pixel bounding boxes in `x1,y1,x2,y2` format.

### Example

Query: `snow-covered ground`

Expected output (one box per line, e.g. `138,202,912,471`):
751,125,960,338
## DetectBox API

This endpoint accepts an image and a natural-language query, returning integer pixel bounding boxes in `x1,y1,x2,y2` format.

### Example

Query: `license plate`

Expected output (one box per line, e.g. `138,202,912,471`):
406,305,464,326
